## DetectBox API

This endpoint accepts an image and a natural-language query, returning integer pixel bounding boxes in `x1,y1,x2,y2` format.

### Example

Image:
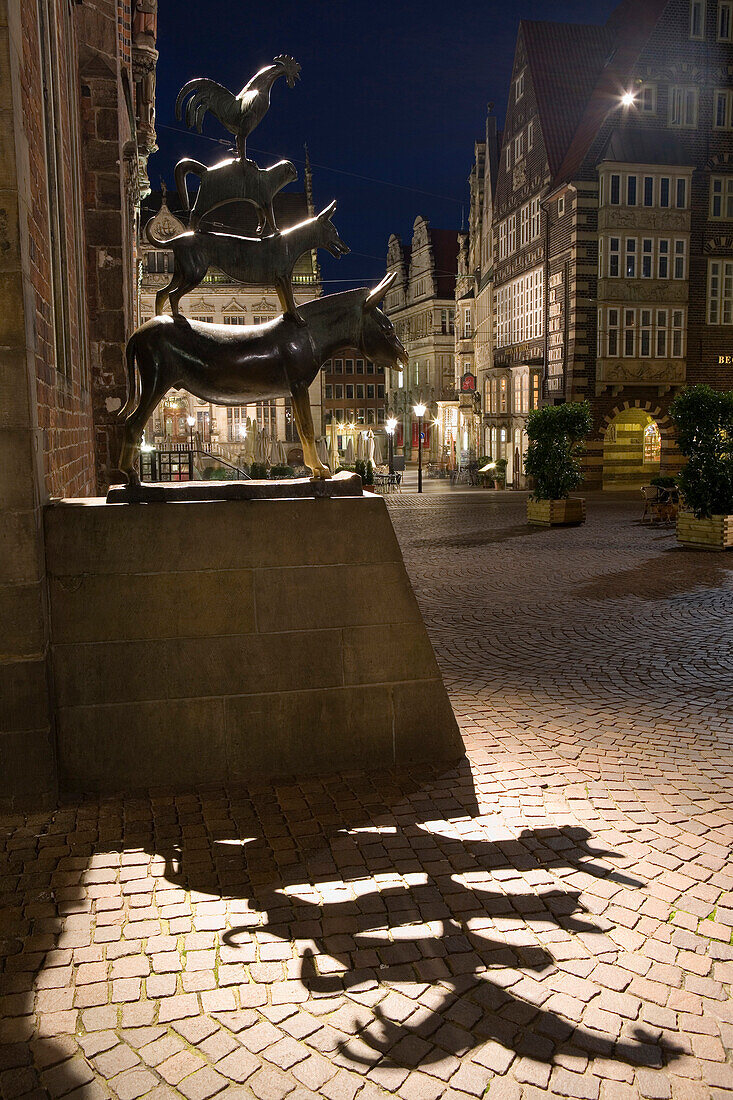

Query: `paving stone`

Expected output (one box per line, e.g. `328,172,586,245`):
177,1066,229,1100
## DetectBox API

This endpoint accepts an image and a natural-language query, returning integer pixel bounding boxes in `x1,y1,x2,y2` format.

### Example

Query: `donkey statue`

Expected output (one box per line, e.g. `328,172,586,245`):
118,273,406,485
146,200,349,321
174,155,298,234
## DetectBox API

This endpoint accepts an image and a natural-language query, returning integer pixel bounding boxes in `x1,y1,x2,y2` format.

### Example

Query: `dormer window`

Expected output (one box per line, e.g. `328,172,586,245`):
515,70,525,101
690,0,705,36
718,0,732,40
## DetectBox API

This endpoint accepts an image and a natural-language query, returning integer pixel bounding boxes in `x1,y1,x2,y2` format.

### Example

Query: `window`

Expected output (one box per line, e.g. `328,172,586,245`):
708,259,733,323
690,0,705,36
520,203,530,246
367,361,374,374
676,178,688,208
463,307,471,338
226,407,247,441
516,70,525,100
644,176,654,206
223,314,246,324
639,84,656,113
345,359,354,373
719,0,733,39
627,175,637,206
527,121,534,149
607,308,619,356
147,250,171,273
256,401,276,433
530,196,541,238
335,384,343,398
514,131,525,161
672,309,685,356
642,239,653,278
715,89,733,129
623,309,636,356
660,177,671,208
499,221,507,260
494,266,544,347
609,237,620,277
367,384,375,398
644,423,662,463
610,174,621,204
710,176,733,218
355,384,363,399
598,237,604,278
531,374,540,409
440,308,448,334
325,384,333,399
656,309,668,355
333,358,343,373
505,144,511,171
640,309,652,356
500,377,507,412
346,384,354,399
669,86,698,128
507,214,516,255
356,359,364,373
191,315,214,323
514,382,522,413
558,196,565,217
625,238,637,278
658,239,670,278
397,369,404,388
674,240,687,279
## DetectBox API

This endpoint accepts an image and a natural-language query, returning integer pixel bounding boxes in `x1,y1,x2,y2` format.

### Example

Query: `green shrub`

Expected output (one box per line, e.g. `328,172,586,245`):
249,462,269,480
270,464,295,479
669,384,733,518
202,466,237,481
650,474,677,488
365,460,374,485
524,401,593,500
494,457,508,485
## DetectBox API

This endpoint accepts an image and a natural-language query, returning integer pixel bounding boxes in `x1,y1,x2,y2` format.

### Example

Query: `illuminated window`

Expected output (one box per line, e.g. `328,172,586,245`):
707,259,733,324
644,422,661,463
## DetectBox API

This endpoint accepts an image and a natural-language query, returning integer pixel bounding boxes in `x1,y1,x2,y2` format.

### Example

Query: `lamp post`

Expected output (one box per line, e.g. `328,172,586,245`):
186,415,195,449
413,402,426,493
386,416,397,476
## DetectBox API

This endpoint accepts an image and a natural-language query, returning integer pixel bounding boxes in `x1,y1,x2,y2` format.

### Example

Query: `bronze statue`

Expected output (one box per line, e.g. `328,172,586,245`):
174,155,297,233
119,275,406,484
175,55,300,159
145,200,349,320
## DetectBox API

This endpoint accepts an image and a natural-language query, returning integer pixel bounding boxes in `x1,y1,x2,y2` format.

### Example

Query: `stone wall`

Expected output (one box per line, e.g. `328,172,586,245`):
44,495,464,797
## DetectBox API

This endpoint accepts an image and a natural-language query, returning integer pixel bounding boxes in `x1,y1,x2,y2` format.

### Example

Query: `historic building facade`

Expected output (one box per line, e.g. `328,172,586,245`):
138,174,323,469
384,217,458,463
468,0,733,490
0,0,157,807
321,351,387,455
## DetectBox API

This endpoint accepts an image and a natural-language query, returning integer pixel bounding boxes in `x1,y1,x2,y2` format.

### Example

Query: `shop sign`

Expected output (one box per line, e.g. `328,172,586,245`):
461,372,477,392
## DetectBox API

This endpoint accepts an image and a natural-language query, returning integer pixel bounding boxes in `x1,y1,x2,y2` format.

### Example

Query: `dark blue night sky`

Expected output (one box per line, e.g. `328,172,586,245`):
153,0,617,291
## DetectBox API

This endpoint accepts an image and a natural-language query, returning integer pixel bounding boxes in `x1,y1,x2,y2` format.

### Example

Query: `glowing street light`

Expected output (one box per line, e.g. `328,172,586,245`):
621,90,636,107
186,414,196,448
413,402,426,493
385,416,398,476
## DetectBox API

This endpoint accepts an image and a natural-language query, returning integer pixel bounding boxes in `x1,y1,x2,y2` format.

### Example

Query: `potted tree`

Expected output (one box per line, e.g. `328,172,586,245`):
670,385,733,550
524,401,593,526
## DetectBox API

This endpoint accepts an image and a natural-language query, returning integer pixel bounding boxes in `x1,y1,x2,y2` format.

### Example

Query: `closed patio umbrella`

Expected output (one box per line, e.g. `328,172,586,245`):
276,439,288,465
371,433,383,466
317,437,329,468
366,429,375,465
356,431,367,461
344,436,354,464
329,428,339,472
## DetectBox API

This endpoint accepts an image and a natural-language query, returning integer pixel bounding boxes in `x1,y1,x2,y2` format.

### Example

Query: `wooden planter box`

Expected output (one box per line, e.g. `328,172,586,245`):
527,497,586,527
676,512,733,550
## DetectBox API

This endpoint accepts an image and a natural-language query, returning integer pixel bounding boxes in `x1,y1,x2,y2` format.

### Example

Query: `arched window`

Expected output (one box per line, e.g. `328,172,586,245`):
643,421,661,463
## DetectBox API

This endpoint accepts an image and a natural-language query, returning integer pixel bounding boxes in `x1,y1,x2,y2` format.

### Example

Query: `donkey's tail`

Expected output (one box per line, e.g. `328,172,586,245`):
119,334,139,419
174,157,205,213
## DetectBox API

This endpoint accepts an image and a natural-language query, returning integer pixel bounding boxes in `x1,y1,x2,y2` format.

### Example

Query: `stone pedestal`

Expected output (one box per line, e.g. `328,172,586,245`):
44,494,463,796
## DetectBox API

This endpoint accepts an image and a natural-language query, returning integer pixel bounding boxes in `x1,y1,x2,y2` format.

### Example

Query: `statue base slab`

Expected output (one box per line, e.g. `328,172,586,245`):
44,494,463,797
106,471,363,504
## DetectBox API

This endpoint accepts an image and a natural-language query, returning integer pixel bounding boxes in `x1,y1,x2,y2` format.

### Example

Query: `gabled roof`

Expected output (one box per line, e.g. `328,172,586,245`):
521,19,615,177
428,229,459,299
142,188,310,235
600,129,694,167
554,0,671,183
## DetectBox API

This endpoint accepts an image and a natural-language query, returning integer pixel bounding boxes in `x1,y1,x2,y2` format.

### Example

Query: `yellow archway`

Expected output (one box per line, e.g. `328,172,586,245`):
602,409,661,490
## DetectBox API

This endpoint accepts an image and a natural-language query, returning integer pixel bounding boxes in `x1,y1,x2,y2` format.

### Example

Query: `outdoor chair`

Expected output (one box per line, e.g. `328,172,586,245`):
640,485,662,522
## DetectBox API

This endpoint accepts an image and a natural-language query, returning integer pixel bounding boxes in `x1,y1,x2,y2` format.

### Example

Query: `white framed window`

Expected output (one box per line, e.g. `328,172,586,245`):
223,314,246,324
627,175,637,205
676,178,688,208
669,86,698,128
640,309,653,356
623,309,636,356
718,0,733,39
607,307,620,356
610,173,621,204
660,177,671,208
498,220,507,259
598,237,604,278
515,131,525,161
463,307,471,339
527,121,534,149
658,239,670,278
643,175,654,206
505,144,511,171
656,310,668,357
558,196,565,217
642,238,653,278
639,84,656,113
516,69,525,100
520,203,530,247
672,309,685,356
609,236,620,277
711,176,733,218
708,259,733,324
507,214,517,255
625,238,637,278
494,266,544,347
690,0,705,36
714,89,733,128
674,240,687,279
530,196,541,238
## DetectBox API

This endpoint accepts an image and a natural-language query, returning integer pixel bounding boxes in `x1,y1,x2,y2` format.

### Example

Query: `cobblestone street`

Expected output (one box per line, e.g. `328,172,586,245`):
2,491,733,1100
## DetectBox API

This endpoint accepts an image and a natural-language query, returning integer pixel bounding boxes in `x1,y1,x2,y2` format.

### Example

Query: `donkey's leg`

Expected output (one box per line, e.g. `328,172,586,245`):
119,374,170,486
155,277,177,316
290,383,330,480
276,278,306,325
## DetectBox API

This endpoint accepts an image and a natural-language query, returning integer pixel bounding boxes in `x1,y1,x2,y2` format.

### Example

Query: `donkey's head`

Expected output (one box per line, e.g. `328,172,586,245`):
315,200,350,257
358,272,408,369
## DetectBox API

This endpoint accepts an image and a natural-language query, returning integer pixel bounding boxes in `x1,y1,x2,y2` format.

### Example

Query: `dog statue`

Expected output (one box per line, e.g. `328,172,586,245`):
146,200,348,322
118,274,406,484
174,155,298,234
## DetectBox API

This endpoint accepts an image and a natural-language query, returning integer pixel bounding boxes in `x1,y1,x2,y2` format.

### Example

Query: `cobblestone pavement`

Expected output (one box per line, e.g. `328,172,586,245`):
2,493,733,1100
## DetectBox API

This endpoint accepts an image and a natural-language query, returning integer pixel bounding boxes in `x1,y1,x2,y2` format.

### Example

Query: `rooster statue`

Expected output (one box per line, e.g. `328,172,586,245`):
175,55,301,159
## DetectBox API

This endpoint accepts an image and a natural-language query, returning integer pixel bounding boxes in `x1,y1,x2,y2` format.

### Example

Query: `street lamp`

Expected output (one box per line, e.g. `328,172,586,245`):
186,415,195,449
413,402,426,493
386,416,397,476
